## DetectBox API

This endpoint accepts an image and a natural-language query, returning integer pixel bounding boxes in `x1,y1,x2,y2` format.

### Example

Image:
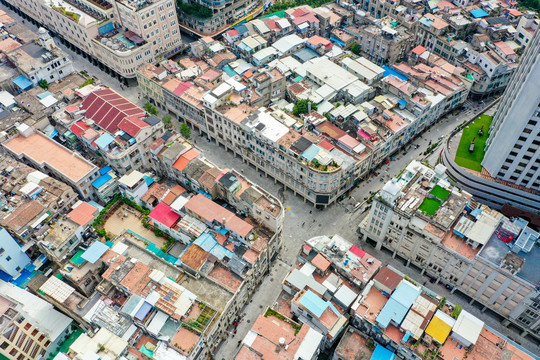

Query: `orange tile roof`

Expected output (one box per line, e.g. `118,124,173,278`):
67,202,98,226
173,149,200,171
180,244,209,271
311,253,331,271
184,194,253,238
242,249,259,264
120,261,151,291
1,200,45,231
235,346,263,360
208,265,242,292
3,132,96,182
171,328,200,354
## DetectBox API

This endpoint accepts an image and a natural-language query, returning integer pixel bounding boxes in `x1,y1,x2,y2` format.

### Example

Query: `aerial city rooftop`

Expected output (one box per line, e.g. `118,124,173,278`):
0,0,539,359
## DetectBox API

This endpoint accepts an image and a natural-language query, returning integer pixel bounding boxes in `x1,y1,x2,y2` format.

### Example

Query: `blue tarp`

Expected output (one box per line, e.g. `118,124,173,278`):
81,242,109,263
95,133,115,149
371,345,396,360
382,66,409,81
398,99,407,107
144,175,154,186
197,190,212,199
92,174,112,189
470,9,489,18
293,75,304,83
135,302,153,321
99,166,113,175
13,75,33,91
301,144,321,161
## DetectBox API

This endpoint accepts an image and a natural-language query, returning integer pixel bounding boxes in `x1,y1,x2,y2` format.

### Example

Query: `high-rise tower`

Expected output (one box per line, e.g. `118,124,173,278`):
482,29,540,190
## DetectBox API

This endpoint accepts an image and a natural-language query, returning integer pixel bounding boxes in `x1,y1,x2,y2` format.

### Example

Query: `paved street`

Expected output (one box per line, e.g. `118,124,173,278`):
4,4,536,353
199,98,540,359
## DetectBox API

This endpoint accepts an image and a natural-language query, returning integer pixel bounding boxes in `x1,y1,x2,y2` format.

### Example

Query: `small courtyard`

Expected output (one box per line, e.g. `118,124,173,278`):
454,114,493,172
103,203,165,248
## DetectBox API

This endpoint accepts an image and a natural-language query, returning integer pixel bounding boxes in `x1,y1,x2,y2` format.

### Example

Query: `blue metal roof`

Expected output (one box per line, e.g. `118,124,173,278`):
135,301,153,321
382,66,409,81
210,245,233,261
299,290,340,318
194,233,217,252
392,280,421,306
37,91,53,99
470,9,489,18
92,174,112,189
95,133,115,149
99,166,113,175
223,65,237,77
376,297,409,328
13,75,33,91
301,144,321,161
81,241,109,263
371,345,396,360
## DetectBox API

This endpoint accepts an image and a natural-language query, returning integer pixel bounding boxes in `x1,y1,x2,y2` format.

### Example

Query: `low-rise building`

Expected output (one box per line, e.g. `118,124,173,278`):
2,124,100,200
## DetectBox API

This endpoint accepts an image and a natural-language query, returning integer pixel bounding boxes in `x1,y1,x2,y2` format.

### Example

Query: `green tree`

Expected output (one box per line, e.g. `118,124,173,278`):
180,122,191,140
38,79,49,89
162,115,172,130
351,43,361,55
177,1,213,18
143,102,159,116
293,99,317,117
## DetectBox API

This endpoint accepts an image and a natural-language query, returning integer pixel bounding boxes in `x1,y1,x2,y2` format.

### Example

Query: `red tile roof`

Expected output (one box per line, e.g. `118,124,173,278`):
149,202,181,228
173,82,193,97
80,88,145,134
70,121,90,138
119,115,149,137
312,253,331,271
318,139,335,151
226,29,239,37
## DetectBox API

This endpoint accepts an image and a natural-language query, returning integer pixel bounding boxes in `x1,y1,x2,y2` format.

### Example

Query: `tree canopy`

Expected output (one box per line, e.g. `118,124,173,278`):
180,123,191,140
293,99,317,117
143,102,159,116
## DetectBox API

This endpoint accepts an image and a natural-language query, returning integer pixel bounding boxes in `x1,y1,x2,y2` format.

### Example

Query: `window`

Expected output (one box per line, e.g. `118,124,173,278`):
6,256,11,261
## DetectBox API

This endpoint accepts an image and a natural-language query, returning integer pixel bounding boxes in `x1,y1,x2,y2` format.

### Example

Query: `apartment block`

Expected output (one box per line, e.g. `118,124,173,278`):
54,87,165,175
360,160,540,341
177,0,265,36
4,0,183,82
0,280,72,360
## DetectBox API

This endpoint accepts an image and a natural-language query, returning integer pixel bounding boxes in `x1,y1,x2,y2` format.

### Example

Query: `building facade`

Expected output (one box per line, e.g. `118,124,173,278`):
360,161,540,342
3,0,183,83
482,28,540,191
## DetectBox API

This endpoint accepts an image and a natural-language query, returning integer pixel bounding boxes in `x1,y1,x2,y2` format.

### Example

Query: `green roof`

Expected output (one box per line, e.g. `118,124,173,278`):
418,198,441,216
430,185,450,201
261,10,286,18
454,115,493,172
70,250,86,266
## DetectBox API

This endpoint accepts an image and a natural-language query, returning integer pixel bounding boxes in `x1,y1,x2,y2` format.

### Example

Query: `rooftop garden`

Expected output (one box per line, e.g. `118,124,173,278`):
308,158,340,172
454,115,493,172
430,185,450,202
177,1,213,19
51,4,80,22
418,197,441,216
